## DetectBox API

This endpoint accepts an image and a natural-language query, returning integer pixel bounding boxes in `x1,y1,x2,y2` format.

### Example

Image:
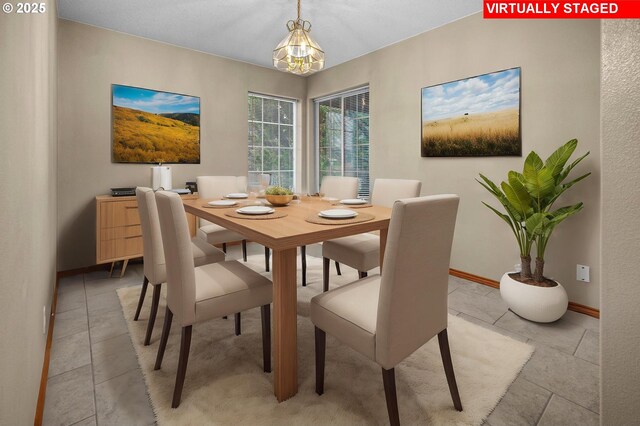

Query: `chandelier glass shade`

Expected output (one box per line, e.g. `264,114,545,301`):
273,0,324,75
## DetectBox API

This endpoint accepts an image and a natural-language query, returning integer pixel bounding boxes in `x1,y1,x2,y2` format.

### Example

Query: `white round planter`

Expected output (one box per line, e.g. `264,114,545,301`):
500,272,568,323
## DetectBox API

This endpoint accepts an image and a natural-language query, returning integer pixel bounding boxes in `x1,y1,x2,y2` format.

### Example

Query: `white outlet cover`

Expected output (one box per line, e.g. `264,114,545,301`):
577,265,590,282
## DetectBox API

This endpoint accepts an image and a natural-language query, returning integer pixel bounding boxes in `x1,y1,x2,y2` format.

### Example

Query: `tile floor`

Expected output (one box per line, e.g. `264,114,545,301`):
43,243,600,426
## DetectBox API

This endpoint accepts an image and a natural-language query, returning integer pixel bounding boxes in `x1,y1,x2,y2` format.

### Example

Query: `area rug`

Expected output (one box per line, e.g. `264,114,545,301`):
118,254,533,425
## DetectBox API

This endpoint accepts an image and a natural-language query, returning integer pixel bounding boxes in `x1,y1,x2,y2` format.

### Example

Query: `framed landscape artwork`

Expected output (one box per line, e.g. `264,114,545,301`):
112,84,201,163
421,67,521,157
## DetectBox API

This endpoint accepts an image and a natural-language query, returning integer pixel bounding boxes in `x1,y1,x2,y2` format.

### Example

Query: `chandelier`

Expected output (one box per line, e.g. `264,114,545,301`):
273,0,325,75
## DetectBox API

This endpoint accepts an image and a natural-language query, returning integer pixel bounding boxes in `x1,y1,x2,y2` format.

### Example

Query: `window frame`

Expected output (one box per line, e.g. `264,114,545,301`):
314,86,370,197
248,92,297,191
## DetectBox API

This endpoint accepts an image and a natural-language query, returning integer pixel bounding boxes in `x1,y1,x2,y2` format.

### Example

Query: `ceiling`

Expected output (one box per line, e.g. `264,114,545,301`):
57,0,482,72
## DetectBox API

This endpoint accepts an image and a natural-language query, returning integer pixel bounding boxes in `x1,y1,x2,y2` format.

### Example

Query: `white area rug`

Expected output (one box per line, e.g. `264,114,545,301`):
118,254,533,425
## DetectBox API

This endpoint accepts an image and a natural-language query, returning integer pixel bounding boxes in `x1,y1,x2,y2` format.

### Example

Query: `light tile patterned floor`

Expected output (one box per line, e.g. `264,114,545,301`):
43,244,600,426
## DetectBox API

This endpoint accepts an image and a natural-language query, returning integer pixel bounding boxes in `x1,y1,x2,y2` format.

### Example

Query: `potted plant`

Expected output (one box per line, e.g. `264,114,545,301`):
265,185,294,206
478,139,590,322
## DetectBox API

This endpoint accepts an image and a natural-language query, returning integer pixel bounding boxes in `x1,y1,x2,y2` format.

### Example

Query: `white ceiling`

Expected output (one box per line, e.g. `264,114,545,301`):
57,0,482,72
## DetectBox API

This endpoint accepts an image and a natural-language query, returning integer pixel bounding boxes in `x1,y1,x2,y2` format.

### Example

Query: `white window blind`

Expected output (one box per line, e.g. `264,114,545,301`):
315,88,370,197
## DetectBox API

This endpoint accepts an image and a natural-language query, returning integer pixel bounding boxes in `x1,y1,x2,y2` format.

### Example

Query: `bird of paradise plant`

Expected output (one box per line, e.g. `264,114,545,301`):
477,139,590,284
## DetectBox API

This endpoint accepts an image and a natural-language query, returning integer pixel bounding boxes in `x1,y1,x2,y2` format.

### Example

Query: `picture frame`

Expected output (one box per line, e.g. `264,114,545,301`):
421,67,521,157
111,84,201,164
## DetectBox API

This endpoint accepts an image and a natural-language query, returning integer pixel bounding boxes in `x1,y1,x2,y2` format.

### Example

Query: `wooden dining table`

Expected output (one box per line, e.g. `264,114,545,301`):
182,196,392,402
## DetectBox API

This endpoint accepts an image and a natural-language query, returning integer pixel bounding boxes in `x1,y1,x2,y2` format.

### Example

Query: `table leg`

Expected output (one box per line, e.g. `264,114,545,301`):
380,227,388,271
271,247,298,402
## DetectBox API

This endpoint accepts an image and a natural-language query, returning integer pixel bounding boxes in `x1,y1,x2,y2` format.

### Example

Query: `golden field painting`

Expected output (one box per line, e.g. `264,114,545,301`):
112,85,200,163
421,68,521,157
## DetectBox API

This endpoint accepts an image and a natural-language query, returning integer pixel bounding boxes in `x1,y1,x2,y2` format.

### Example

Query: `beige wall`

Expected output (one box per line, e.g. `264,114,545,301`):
307,14,601,308
0,1,58,423
600,20,640,423
57,20,307,270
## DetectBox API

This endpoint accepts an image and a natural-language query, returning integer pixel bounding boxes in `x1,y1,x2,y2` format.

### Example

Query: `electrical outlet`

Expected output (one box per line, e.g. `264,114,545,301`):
43,306,47,334
577,265,590,282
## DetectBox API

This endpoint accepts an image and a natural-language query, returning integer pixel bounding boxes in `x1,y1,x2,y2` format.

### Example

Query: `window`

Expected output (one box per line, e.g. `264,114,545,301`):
248,94,296,190
315,88,370,197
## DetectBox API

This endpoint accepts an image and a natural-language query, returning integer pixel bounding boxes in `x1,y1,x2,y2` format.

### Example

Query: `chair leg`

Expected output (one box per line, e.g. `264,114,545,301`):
382,368,400,426
242,240,247,262
144,284,162,346
301,245,307,286
222,242,227,253
154,307,173,370
323,257,330,292
134,276,149,321
265,247,270,272
172,326,193,408
261,304,271,373
438,329,463,411
235,312,241,336
358,271,368,279
335,261,342,275
315,327,326,395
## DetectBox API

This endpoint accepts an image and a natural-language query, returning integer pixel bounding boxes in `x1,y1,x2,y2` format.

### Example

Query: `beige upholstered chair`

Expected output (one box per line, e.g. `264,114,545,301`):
300,176,360,286
135,187,226,346
322,178,422,291
196,176,249,258
311,195,462,425
197,175,272,271
153,191,273,408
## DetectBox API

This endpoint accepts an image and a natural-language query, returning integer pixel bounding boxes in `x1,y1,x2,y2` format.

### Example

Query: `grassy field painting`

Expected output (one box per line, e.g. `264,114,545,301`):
112,85,200,163
421,68,521,157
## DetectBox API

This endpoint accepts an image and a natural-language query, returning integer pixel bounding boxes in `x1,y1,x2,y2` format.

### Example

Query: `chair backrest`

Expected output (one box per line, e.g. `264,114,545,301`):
375,195,460,370
136,187,166,284
320,176,359,200
155,190,197,326
196,176,247,227
371,179,422,208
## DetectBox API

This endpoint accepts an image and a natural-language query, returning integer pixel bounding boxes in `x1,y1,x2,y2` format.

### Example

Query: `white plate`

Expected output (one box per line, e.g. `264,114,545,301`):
318,209,358,219
236,206,275,215
225,193,249,199
208,200,237,207
340,198,368,205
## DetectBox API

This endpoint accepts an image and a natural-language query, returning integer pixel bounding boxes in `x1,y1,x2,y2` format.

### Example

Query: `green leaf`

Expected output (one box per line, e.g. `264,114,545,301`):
523,151,543,176
547,203,584,226
482,202,515,228
477,176,518,217
561,172,591,190
508,170,527,187
544,173,590,209
525,212,547,237
558,150,590,183
502,181,531,215
545,139,577,179
477,174,503,197
524,166,555,200
508,171,532,211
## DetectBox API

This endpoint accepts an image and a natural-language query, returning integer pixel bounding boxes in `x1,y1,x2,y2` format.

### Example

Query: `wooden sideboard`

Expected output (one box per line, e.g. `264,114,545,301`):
96,193,198,277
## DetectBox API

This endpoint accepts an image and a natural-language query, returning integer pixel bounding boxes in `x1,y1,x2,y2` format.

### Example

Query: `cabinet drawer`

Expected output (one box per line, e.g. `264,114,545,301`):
100,225,142,241
99,201,140,228
99,236,143,262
